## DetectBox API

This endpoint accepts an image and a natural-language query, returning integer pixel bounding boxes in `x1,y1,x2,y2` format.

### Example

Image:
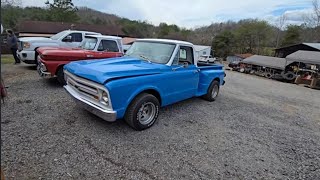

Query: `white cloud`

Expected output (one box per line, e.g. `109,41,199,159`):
21,0,313,28
263,8,314,28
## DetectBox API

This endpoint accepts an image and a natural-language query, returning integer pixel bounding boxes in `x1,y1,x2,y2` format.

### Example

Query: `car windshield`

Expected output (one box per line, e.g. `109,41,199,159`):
125,41,176,64
50,31,69,40
80,37,98,50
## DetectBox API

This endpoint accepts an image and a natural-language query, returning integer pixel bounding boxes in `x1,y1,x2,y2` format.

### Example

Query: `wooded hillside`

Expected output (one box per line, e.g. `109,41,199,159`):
1,0,319,57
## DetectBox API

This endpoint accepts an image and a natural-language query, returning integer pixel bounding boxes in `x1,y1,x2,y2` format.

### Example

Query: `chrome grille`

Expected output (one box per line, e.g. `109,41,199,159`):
67,77,99,100
64,70,112,110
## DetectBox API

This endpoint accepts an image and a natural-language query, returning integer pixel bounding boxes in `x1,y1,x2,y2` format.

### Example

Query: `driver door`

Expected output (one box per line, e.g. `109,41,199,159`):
165,46,199,104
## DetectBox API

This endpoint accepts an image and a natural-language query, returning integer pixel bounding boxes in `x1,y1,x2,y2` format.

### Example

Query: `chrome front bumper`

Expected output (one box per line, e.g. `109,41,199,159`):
64,85,117,122
37,63,51,77
17,50,36,63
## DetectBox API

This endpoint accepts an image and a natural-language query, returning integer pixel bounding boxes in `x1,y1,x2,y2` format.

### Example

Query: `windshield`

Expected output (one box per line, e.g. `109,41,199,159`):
125,41,176,64
80,37,98,50
50,31,69,40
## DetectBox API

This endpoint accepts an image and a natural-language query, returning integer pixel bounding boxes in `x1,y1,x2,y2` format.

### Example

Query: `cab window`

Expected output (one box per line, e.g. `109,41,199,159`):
70,33,83,42
62,33,83,42
98,40,119,52
179,46,194,64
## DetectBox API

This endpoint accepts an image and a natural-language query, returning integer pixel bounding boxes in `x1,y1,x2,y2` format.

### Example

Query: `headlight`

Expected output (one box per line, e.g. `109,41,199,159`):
100,91,109,105
23,42,31,49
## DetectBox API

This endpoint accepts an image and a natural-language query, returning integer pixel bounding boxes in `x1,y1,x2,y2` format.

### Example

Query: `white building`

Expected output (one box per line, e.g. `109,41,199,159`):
194,45,212,60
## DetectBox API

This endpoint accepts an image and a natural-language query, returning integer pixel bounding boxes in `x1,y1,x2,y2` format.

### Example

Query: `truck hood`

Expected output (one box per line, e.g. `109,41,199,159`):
37,47,85,61
19,37,56,43
64,56,166,84
37,46,82,55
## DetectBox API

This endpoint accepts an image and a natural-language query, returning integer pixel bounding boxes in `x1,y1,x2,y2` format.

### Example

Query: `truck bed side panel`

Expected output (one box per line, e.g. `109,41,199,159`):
196,66,225,96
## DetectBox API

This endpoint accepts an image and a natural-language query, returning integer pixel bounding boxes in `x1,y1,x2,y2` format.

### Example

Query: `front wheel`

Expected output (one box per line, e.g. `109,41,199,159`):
124,93,160,130
56,66,66,85
202,80,220,102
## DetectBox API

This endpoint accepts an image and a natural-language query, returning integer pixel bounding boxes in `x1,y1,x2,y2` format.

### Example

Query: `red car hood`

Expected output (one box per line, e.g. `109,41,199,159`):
37,47,87,61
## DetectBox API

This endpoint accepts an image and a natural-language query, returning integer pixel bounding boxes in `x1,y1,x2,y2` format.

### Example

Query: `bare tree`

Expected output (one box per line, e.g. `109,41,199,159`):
1,0,22,6
275,14,286,48
312,0,320,26
312,0,320,42
301,0,320,42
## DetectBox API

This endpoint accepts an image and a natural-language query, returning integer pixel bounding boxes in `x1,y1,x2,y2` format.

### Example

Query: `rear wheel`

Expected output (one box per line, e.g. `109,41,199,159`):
202,80,220,102
56,66,66,85
124,93,160,130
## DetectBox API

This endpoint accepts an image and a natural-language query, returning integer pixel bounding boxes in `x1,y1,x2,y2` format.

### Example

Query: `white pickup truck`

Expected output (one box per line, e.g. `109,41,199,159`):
17,30,101,64
198,55,216,63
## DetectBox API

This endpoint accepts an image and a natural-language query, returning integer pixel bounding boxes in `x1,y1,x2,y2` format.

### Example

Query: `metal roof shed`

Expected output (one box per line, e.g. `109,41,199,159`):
242,55,288,70
286,50,320,65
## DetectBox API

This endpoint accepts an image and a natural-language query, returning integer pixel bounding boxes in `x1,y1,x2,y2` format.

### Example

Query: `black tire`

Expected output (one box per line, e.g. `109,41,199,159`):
56,66,66,85
202,80,220,102
265,73,273,79
124,93,160,130
284,72,296,81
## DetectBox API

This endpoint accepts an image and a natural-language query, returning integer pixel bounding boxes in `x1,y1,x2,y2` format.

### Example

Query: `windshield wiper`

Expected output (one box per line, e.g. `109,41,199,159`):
139,55,152,63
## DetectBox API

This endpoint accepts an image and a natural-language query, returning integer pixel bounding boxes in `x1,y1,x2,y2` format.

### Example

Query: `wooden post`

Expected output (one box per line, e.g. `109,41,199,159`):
295,75,301,84
310,78,318,88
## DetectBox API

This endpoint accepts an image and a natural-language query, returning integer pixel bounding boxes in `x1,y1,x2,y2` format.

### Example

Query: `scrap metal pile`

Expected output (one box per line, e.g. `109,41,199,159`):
228,51,320,89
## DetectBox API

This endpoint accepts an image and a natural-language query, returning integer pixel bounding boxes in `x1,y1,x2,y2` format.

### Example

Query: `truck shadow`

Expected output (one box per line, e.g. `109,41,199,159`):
21,64,37,71
83,96,212,132
41,78,63,88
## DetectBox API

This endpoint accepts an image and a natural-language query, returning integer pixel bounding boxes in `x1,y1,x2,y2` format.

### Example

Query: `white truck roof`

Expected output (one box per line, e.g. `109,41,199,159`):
137,38,193,46
86,34,122,40
62,30,101,35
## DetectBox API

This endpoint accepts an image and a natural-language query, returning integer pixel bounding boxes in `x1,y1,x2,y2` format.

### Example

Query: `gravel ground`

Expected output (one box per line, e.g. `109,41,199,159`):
1,64,320,179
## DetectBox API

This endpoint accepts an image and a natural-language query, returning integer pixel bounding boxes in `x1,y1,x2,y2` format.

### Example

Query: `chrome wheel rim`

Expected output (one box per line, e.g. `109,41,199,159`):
211,85,219,98
138,102,156,125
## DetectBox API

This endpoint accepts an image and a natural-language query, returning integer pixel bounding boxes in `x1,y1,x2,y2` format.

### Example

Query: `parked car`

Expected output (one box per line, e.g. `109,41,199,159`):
63,39,226,130
17,30,101,64
198,55,216,63
37,35,123,84
228,60,241,70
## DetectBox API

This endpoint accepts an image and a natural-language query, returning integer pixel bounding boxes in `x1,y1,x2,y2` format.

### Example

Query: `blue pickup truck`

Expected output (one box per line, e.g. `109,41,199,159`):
64,39,225,130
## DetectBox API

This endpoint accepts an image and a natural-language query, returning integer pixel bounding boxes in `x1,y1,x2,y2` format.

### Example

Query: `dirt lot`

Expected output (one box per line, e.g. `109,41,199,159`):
1,63,320,179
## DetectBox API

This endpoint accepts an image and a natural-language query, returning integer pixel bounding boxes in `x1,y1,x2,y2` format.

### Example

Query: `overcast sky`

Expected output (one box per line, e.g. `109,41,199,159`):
23,0,314,28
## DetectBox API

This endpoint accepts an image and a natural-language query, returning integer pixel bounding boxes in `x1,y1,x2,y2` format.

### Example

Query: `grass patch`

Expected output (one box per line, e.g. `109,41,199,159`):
1,55,14,64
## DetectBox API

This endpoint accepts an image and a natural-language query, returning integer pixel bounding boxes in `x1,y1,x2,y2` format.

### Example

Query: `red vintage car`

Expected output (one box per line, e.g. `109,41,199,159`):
37,35,124,84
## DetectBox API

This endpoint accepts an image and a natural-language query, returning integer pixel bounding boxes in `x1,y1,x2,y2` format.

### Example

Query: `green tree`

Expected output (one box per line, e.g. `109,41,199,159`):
119,19,154,37
158,23,180,38
234,19,272,54
45,0,79,22
212,30,234,58
1,5,23,31
281,25,301,46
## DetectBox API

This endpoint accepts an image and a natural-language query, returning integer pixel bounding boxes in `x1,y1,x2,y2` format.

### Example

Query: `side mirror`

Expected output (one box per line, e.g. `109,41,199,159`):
63,35,72,42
